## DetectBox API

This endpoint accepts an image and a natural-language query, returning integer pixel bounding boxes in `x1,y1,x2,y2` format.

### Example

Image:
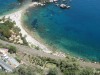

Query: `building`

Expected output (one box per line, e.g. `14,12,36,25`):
8,57,20,68
0,48,20,72
0,59,13,72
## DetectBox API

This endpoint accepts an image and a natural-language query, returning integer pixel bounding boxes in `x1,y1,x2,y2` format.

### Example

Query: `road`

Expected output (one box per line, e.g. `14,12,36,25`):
0,39,64,60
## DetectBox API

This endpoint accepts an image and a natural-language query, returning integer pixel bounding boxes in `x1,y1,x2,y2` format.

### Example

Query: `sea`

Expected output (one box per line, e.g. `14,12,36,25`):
0,0,100,61
0,0,30,15
0,0,20,15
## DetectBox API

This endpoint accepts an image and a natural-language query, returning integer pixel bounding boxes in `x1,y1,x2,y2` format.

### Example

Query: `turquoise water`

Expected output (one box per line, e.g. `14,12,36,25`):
23,0,100,61
0,0,32,16
0,0,20,15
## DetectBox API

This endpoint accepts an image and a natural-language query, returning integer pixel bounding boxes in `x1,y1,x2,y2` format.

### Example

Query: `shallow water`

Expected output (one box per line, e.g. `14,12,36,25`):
0,0,20,15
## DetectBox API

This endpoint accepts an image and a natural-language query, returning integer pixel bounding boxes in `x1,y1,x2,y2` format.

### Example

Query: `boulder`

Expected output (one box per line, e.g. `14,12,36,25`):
60,4,67,9
60,4,70,9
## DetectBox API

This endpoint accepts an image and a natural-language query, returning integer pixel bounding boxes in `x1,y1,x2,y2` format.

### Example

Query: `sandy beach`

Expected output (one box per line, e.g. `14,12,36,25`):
0,2,52,53
0,2,66,57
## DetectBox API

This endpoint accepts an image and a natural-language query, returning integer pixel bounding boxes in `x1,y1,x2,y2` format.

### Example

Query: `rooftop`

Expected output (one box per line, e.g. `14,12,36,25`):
0,59,13,72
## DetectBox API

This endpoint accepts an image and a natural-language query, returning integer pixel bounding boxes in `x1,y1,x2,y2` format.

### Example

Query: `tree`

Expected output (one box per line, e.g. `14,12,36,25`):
8,46,17,54
47,68,58,75
15,57,21,63
80,68,94,75
13,26,21,35
35,46,40,50
0,18,15,39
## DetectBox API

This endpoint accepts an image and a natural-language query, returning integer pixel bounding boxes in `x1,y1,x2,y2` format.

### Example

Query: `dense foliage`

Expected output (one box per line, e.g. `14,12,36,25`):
0,17,28,45
0,65,43,75
8,45,17,54
19,55,100,75
0,50,100,75
47,68,58,75
0,17,15,39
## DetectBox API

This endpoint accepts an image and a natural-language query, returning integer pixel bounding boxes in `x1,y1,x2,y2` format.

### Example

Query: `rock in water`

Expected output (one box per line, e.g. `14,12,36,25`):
60,4,67,9
66,6,70,9
60,4,70,9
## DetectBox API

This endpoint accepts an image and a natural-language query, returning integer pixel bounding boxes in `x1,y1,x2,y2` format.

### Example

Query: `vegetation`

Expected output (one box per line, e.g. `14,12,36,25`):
14,65,43,75
0,17,15,39
20,34,28,46
8,45,17,54
0,14,100,75
0,17,28,45
0,43,100,75
47,68,58,75
0,70,18,75
15,56,21,63
0,65,43,75
17,54,100,75
0,55,100,75
35,46,40,50
79,68,94,75
13,26,21,35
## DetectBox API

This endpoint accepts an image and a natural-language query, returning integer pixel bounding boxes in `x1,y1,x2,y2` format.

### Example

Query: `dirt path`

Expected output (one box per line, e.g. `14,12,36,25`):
0,39,64,60
79,61,100,69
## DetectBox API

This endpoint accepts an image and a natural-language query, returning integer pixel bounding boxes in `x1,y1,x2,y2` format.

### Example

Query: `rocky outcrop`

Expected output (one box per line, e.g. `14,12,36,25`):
60,4,70,9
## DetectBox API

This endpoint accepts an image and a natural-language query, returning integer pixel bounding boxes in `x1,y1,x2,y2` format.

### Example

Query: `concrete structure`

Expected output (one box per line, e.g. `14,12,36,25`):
0,59,13,72
8,57,20,68
0,48,20,72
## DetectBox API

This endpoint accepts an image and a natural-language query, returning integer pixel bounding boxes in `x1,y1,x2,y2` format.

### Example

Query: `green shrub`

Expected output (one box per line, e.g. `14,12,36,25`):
8,45,17,54
15,57,21,63
80,68,94,75
35,46,40,50
47,68,58,75
0,18,15,39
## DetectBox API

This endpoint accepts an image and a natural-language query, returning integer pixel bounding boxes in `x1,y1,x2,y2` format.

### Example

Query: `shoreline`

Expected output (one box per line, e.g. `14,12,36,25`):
21,13,67,56
0,2,66,57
